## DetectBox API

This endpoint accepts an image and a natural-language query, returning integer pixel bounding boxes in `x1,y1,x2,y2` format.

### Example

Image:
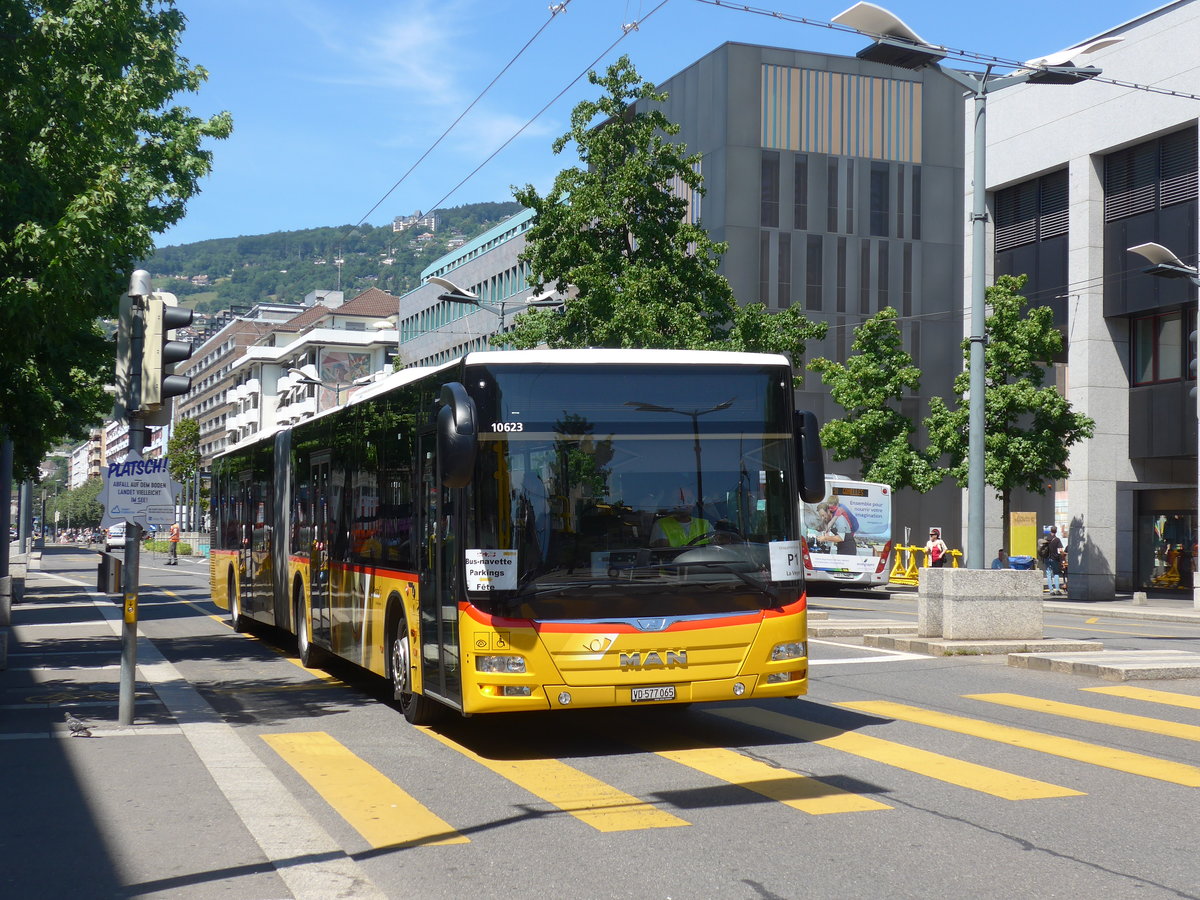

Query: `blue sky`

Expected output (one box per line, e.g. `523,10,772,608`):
158,0,1160,248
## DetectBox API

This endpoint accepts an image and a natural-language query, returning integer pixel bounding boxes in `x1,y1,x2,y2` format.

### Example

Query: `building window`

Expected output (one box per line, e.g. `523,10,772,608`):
761,151,780,228
806,235,823,311
870,163,890,237
794,156,808,230
827,158,840,232
1133,310,1192,385
759,232,771,304
778,232,791,308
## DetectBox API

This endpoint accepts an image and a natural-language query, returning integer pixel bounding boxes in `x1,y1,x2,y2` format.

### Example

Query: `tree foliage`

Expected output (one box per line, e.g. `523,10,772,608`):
147,202,523,312
809,307,941,492
507,56,826,370
0,0,232,476
166,416,200,483
925,275,1095,523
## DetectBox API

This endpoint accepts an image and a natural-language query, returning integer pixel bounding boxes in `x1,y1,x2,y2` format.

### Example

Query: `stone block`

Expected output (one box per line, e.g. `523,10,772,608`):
917,566,947,637
939,568,1044,641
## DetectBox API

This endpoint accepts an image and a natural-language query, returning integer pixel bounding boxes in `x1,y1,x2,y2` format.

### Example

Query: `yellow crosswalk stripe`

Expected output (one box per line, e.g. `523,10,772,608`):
1085,686,1200,711
418,727,689,832
967,693,1200,743
839,700,1200,787
262,732,468,849
653,744,891,814
712,707,1082,800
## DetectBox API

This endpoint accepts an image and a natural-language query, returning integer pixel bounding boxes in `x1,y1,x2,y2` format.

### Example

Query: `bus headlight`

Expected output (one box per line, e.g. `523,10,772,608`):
771,641,806,661
476,655,526,673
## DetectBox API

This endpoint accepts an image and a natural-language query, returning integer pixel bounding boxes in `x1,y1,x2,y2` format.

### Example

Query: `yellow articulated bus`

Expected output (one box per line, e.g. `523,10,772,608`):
210,349,825,724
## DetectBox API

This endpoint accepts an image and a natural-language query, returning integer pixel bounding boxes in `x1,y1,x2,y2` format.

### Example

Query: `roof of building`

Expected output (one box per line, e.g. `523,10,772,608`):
281,286,396,330
336,286,398,317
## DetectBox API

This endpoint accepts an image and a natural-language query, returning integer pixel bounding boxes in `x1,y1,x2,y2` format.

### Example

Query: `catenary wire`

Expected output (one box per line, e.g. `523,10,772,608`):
412,0,673,219
691,0,1200,102
354,0,576,227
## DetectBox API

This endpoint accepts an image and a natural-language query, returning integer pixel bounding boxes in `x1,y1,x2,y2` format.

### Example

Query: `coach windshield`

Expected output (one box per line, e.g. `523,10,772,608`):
464,363,804,621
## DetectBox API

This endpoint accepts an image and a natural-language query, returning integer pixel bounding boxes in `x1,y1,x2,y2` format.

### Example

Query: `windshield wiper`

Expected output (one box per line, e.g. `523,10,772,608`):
660,560,780,607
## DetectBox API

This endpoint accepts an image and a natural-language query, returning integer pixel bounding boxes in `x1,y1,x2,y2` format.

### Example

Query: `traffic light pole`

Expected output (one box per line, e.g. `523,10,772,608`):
118,271,150,727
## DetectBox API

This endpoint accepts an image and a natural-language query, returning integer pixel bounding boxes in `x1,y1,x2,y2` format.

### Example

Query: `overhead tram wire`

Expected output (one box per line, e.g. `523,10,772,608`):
354,0,576,228
691,0,1200,102
413,0,673,223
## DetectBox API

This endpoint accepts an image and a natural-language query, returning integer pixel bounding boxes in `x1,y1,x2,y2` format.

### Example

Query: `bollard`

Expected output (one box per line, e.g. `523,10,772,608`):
1132,591,1148,606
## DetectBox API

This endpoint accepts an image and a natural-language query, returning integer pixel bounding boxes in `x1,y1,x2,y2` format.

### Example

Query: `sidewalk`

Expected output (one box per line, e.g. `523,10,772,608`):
0,548,379,899
880,582,1200,623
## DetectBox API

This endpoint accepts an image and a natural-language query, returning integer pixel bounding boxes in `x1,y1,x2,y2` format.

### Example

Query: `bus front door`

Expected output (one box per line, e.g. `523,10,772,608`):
309,454,332,646
417,436,462,710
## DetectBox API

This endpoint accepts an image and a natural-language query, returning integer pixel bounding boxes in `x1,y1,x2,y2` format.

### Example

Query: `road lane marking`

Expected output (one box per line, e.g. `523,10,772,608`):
417,727,690,832
653,744,891,814
839,700,1200,787
711,707,1081,800
809,639,929,664
262,732,468,849
968,692,1200,743
1085,686,1200,711
1086,617,1098,624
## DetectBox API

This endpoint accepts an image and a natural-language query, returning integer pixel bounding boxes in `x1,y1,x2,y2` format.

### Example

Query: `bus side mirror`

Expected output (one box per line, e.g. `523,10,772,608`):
794,410,825,504
437,382,478,488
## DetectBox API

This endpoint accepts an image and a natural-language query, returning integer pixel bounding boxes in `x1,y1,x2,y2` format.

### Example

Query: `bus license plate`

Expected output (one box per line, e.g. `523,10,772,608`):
631,685,676,703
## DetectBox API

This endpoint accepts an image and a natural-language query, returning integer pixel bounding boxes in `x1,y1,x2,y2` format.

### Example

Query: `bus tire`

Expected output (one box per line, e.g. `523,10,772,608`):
295,587,323,668
228,569,247,632
388,607,439,725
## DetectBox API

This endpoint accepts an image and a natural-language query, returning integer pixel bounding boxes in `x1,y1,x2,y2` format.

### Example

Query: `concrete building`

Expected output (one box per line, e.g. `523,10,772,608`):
226,287,401,443
984,0,1200,597
631,41,969,546
396,208,541,367
174,301,306,462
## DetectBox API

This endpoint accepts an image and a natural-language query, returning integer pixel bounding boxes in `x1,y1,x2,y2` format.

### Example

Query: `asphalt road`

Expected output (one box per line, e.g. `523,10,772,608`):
6,547,1200,899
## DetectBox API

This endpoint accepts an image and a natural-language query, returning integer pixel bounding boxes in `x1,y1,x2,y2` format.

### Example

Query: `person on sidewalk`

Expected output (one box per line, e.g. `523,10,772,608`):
1039,525,1064,594
990,549,1012,569
167,522,180,565
924,528,948,568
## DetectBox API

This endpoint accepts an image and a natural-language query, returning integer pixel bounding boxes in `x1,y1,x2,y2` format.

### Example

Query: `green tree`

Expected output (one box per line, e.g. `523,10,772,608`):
809,307,941,492
925,275,1095,543
167,417,200,484
507,56,826,368
0,0,232,476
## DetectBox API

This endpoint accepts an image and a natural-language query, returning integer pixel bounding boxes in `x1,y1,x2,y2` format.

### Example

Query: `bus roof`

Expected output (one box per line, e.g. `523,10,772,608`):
462,348,792,368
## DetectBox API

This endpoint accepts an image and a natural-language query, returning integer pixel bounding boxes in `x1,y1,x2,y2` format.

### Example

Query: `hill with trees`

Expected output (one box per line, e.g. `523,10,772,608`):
144,201,523,313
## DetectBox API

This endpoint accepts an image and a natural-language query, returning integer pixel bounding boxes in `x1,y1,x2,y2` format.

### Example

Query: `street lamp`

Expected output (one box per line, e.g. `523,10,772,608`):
429,275,511,337
1128,242,1200,609
832,1,1107,568
626,399,734,521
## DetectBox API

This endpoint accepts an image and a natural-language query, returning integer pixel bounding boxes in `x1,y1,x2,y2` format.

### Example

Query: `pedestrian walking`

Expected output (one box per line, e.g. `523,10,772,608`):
1039,525,1064,594
168,521,180,565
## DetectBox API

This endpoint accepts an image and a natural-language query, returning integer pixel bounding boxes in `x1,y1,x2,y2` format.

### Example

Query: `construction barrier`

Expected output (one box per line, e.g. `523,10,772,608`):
888,545,962,586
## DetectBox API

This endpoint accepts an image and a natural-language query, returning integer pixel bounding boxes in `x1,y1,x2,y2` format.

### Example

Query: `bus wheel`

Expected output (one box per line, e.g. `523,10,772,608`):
389,613,438,725
228,570,246,632
295,590,322,668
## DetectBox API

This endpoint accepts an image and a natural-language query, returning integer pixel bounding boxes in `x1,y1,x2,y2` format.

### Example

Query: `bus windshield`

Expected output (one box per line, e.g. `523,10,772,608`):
467,363,802,620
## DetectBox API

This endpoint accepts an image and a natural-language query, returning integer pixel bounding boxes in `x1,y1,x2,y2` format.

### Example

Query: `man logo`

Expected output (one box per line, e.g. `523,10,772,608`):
619,650,687,668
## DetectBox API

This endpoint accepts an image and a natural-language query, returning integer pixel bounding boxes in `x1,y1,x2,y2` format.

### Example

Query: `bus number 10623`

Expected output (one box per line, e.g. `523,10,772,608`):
490,422,524,432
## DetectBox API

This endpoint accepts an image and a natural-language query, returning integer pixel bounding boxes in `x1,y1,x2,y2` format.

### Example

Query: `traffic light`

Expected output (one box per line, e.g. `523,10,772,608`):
141,291,194,412
112,292,135,421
